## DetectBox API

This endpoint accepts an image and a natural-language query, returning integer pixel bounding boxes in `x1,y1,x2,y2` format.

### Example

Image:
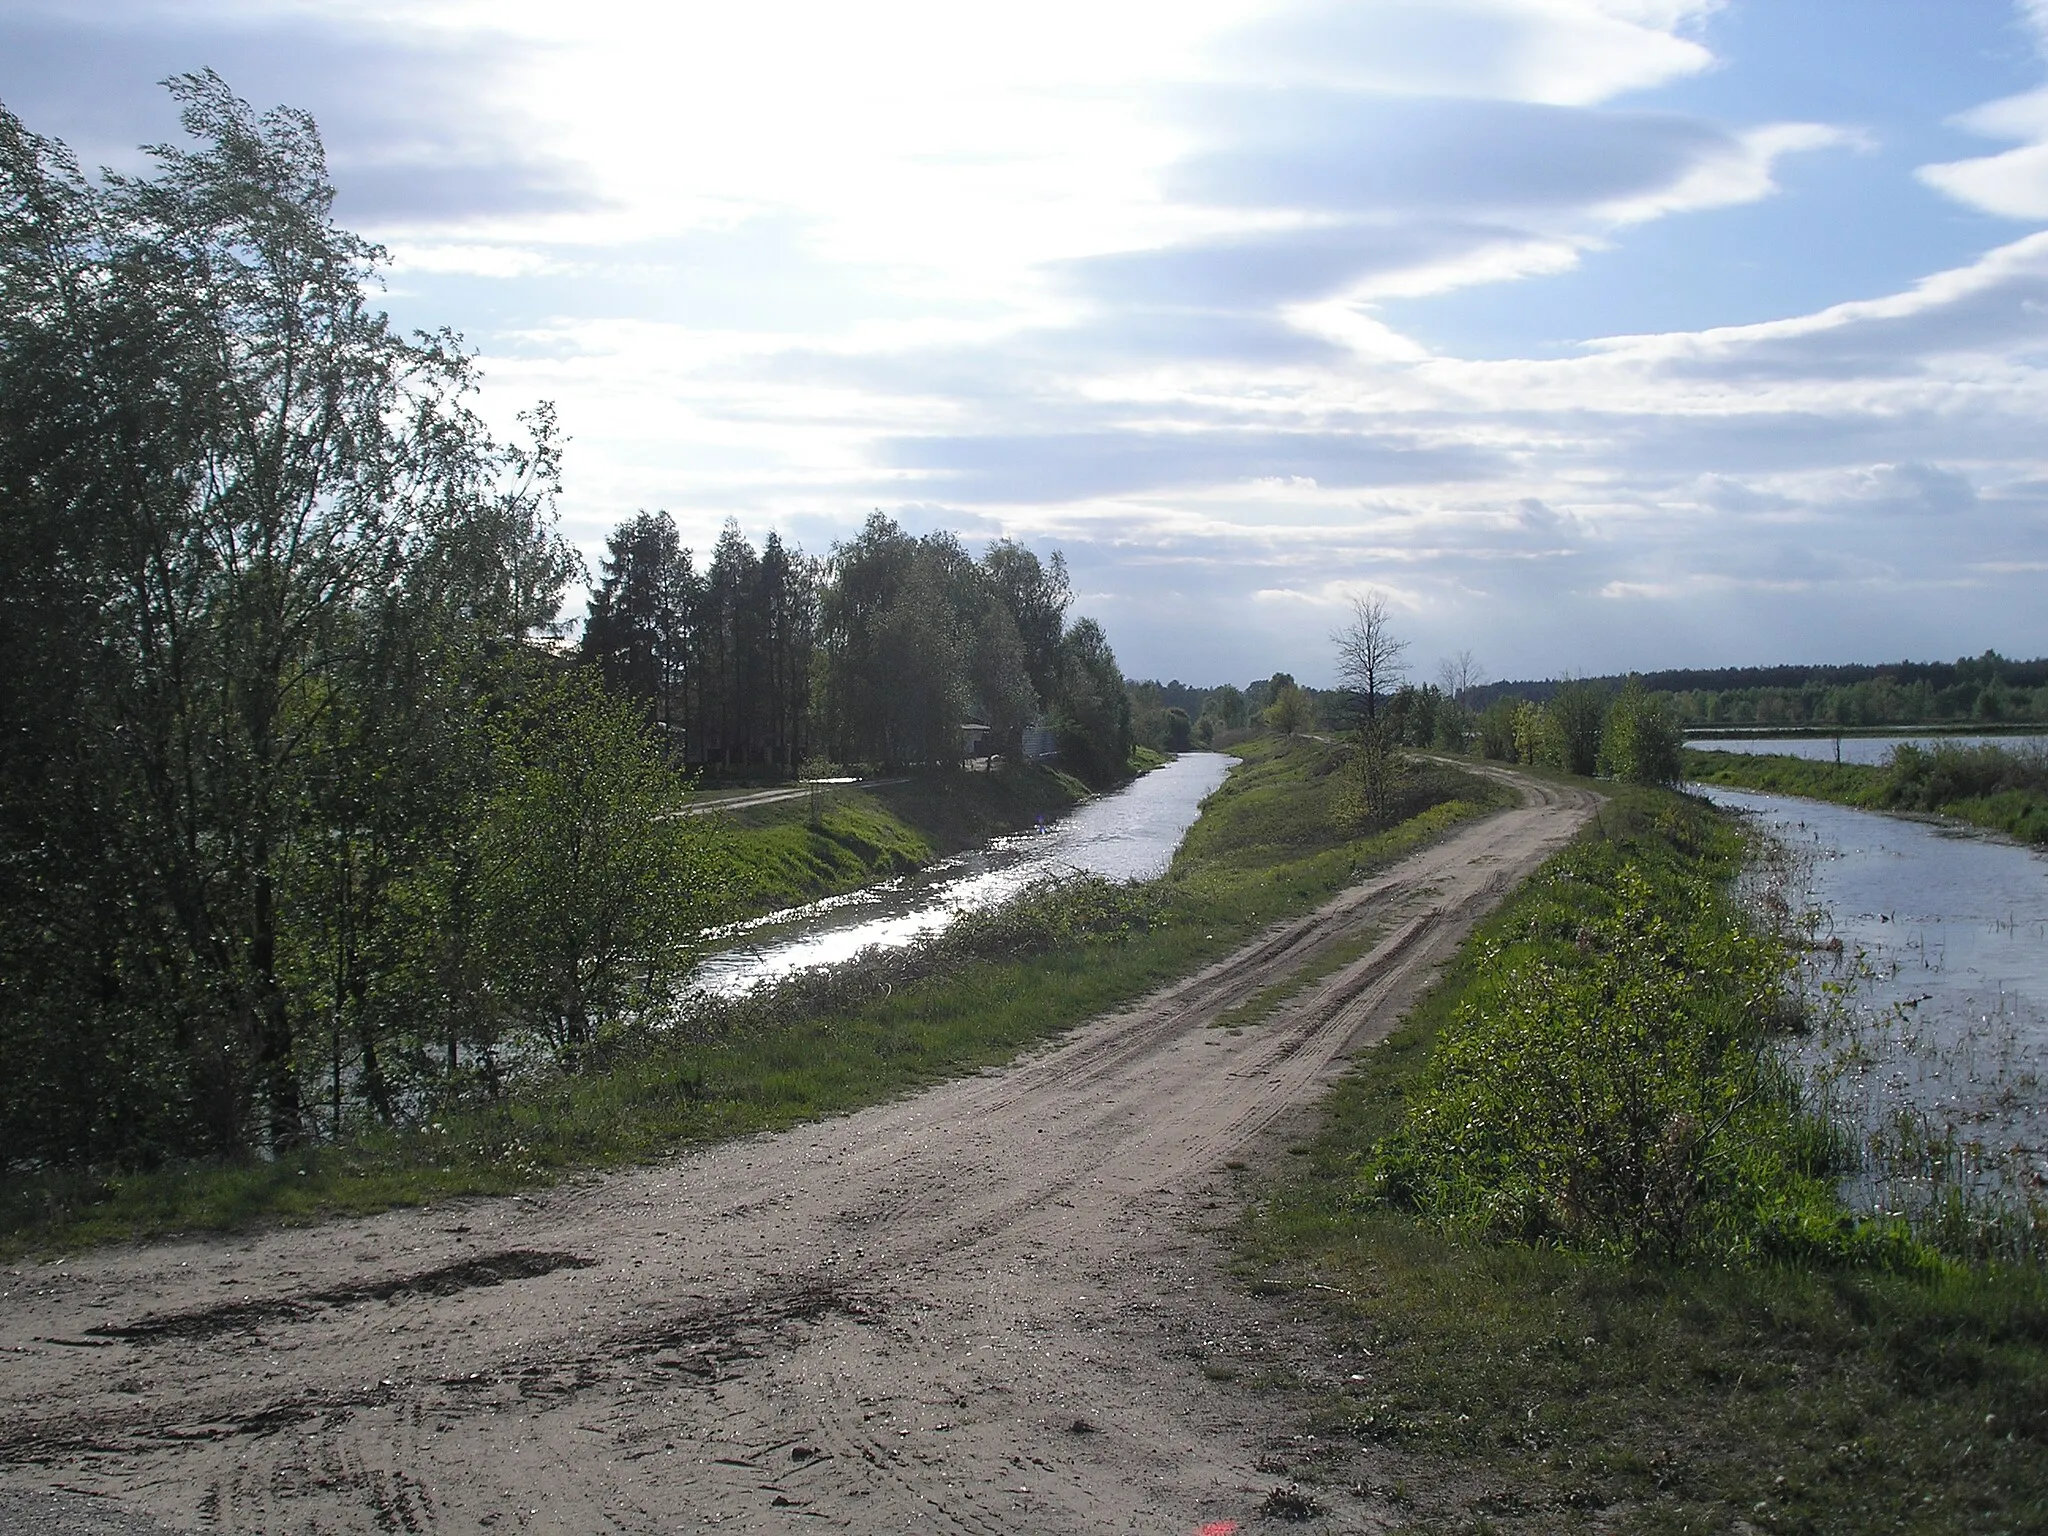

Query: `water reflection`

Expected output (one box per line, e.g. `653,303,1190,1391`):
1695,784,2048,1203
690,753,1236,996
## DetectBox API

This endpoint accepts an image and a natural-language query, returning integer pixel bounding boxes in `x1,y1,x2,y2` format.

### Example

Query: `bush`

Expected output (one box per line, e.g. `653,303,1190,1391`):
1885,740,2048,811
1600,677,1683,785
1364,805,1840,1260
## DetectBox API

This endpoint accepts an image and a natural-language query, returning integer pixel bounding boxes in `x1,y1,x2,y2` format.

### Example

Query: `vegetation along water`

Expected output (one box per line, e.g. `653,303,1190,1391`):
0,735,1508,1255
1245,784,2048,1532
8,70,2048,1536
1683,739,2048,846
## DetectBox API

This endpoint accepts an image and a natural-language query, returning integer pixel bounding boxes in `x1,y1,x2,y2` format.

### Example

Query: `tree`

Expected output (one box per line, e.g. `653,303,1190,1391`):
472,677,721,1065
1543,678,1609,777
0,77,590,1163
756,531,819,775
581,511,697,753
1205,683,1247,730
1265,683,1311,735
1600,677,1683,786
1332,591,1410,722
982,539,1071,704
1437,649,1482,704
1477,696,1520,760
1051,618,1134,785
968,597,1038,759
1512,699,1545,764
1332,592,1413,825
817,515,979,768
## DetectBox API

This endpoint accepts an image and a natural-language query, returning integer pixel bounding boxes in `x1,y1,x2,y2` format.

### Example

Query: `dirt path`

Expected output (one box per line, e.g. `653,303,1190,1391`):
0,770,1598,1534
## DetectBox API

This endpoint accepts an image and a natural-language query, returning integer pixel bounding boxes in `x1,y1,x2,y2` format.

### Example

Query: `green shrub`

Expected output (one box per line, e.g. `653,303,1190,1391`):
1363,798,1843,1261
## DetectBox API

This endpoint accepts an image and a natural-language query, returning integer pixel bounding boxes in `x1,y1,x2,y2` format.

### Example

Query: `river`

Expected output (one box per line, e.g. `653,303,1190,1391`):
1690,732,2047,766
1693,783,2048,1209
689,752,1237,996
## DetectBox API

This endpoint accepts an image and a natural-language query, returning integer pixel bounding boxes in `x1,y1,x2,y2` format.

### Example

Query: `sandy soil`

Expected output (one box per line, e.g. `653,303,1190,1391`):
0,769,1597,1534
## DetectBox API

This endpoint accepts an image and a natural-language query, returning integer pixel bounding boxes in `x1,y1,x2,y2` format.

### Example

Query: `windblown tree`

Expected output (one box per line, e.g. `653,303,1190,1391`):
0,77,713,1166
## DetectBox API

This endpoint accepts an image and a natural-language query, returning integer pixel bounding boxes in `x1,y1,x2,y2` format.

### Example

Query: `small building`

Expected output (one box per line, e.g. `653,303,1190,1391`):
1020,723,1059,762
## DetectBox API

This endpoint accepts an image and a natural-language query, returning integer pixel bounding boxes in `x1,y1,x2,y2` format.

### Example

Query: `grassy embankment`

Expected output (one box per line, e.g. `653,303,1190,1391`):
2,736,1510,1257
709,747,1171,917
1684,740,2048,846
709,762,1093,917
1243,785,2048,1532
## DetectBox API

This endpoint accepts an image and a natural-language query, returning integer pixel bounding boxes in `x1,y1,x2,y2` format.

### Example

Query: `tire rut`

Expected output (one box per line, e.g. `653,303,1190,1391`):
0,768,1601,1534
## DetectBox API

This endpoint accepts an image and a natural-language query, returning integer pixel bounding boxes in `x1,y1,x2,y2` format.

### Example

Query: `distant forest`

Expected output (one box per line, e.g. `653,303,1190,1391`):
1467,652,2048,729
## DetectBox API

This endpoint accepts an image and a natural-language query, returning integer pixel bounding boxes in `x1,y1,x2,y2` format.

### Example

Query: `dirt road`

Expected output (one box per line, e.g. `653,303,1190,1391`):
0,770,1597,1534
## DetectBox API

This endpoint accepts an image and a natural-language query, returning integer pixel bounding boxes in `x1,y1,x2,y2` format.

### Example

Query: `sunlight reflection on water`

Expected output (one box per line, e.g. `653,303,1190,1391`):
689,753,1235,996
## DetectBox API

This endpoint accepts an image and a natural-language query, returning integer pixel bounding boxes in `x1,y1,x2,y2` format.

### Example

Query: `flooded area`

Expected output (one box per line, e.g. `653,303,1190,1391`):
690,752,1236,995
1696,784,2048,1210
1690,732,2047,766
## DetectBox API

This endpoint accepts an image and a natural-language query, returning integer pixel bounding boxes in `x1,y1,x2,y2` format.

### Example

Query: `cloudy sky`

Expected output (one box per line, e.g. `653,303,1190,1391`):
7,0,2048,686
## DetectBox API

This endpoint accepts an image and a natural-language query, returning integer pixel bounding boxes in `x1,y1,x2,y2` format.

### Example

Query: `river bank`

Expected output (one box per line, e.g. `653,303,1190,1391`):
1240,782,2048,1531
1,737,1509,1258
705,760,1094,920
1683,741,2048,846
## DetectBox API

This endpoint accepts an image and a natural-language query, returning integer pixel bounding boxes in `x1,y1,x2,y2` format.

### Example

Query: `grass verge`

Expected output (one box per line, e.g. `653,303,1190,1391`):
1240,785,2048,1533
1684,742,2048,846
2,737,1512,1257
711,762,1093,915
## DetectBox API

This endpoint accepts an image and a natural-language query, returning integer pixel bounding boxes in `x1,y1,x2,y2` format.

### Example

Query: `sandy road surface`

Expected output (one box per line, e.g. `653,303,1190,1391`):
0,769,1596,1535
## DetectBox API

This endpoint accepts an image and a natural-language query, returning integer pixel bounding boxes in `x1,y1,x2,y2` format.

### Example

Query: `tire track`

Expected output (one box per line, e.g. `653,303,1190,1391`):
0,768,1599,1534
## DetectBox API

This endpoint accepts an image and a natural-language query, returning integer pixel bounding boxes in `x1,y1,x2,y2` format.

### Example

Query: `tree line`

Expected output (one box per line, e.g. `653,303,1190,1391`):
580,510,1133,783
1472,651,2048,729
0,78,1137,1173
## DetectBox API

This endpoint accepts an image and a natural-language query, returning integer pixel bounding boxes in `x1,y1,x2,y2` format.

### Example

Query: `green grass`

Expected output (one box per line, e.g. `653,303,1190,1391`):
1684,743,2048,846
1,739,1513,1257
1240,785,2048,1532
712,763,1093,915
1683,747,1889,804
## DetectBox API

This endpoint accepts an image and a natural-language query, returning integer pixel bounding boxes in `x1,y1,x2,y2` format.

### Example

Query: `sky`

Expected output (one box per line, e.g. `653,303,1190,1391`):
5,0,2048,688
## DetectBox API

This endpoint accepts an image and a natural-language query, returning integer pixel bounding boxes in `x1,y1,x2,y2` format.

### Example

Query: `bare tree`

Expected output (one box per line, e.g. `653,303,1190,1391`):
1332,592,1412,827
1437,649,1481,704
1332,590,1410,721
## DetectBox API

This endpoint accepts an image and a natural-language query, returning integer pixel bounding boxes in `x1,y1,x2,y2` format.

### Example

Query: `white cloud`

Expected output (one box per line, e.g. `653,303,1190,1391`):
385,242,568,279
1918,13,2048,220
1217,0,1720,106
16,0,2043,680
